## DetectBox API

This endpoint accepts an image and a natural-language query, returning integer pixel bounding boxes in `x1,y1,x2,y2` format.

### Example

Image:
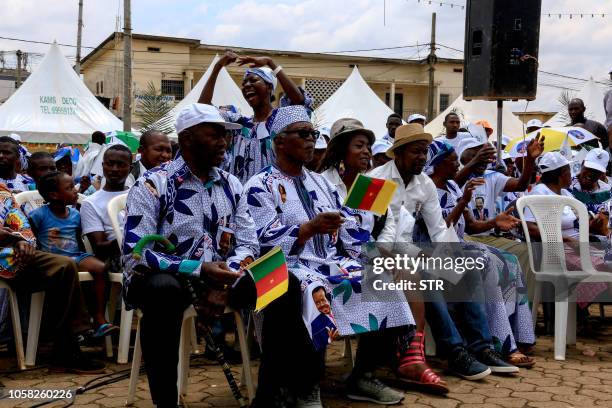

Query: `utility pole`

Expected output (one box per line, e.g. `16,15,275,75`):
122,0,132,131
15,50,22,89
427,12,437,121
75,0,84,75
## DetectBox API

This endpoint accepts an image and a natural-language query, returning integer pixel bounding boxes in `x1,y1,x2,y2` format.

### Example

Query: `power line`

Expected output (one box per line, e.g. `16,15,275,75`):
0,34,430,57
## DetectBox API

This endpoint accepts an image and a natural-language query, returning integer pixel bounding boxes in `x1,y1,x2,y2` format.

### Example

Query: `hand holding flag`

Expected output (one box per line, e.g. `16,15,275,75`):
344,174,397,216
246,247,289,311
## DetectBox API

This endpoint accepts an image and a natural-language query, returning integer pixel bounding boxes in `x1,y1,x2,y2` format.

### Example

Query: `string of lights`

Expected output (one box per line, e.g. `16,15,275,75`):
410,0,609,18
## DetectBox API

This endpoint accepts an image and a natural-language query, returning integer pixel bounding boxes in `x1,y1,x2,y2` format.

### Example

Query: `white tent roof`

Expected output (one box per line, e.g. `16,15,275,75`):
425,94,526,140
544,79,608,128
164,55,253,136
0,43,124,144
314,67,396,140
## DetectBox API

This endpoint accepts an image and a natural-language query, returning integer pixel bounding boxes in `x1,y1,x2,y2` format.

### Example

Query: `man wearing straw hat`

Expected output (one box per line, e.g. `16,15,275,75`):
369,123,519,380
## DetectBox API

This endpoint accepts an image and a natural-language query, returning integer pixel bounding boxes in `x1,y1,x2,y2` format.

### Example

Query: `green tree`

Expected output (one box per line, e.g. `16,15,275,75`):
136,81,174,134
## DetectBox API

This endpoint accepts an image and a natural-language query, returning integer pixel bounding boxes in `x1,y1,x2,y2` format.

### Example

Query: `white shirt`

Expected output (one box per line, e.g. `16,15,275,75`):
525,183,579,239
80,188,129,241
435,133,471,150
467,170,511,235
368,160,455,247
321,167,396,243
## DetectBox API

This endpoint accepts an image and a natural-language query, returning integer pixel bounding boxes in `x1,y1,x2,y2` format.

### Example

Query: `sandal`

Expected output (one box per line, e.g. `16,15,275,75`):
92,322,119,338
395,331,449,394
506,351,536,368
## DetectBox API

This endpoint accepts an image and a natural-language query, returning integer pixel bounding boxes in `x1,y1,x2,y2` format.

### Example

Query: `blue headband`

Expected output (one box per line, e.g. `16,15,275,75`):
424,140,455,175
244,67,277,91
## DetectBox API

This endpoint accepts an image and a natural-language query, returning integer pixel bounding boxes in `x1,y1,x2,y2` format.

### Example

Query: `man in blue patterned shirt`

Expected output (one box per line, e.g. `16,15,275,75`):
122,103,258,408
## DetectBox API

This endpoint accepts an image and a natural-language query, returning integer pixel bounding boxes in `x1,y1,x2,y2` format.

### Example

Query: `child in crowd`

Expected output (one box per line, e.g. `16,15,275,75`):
28,171,118,338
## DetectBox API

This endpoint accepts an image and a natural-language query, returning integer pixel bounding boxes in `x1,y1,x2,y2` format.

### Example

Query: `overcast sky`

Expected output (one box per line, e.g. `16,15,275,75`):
1,0,610,112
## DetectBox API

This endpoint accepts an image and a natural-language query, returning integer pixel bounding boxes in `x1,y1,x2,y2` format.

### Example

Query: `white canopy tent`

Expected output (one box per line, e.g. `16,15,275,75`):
0,42,124,144
163,55,253,136
544,79,608,128
425,94,526,140
314,67,397,140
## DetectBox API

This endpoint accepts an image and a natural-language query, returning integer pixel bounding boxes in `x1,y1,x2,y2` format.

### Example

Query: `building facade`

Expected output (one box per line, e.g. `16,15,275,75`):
81,33,464,127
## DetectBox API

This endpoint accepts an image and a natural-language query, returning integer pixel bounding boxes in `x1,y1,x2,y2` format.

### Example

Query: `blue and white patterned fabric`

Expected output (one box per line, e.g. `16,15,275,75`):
269,105,311,136
424,140,455,176
121,153,259,310
0,174,34,193
432,180,535,354
219,89,313,184
244,67,277,91
241,165,413,342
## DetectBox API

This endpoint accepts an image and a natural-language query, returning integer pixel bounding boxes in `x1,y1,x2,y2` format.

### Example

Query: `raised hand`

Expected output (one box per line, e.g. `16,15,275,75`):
527,133,545,159
462,177,485,203
218,51,239,67
237,56,272,68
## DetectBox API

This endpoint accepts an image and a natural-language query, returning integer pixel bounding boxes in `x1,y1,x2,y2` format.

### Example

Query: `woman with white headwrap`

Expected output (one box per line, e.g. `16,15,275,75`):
420,140,536,367
200,51,313,184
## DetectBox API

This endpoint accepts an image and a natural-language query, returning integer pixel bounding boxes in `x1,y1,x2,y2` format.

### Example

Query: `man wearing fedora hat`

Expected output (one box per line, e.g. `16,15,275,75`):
369,123,519,380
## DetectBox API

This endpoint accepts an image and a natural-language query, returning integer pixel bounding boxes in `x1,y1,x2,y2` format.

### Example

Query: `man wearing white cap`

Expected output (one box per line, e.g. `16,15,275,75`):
525,152,580,239
570,148,612,216
122,103,258,407
525,119,543,134
407,113,426,126
371,140,392,169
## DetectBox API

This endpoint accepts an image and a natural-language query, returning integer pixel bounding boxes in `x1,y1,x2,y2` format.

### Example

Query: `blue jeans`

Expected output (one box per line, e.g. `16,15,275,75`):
424,269,491,358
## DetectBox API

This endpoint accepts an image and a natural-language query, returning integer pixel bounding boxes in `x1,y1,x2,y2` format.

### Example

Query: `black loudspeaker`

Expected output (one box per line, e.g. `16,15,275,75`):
463,0,542,101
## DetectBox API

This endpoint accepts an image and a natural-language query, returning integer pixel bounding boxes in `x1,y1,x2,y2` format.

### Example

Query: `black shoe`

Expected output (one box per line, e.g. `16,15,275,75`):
49,351,106,374
475,348,519,374
448,347,491,380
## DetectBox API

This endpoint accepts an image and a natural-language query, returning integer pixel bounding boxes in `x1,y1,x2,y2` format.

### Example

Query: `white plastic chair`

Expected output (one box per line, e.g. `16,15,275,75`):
0,280,26,369
516,195,612,360
107,193,133,364
126,306,254,405
12,190,121,365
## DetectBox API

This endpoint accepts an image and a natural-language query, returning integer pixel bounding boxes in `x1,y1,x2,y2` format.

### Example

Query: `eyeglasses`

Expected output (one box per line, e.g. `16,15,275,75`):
282,129,320,140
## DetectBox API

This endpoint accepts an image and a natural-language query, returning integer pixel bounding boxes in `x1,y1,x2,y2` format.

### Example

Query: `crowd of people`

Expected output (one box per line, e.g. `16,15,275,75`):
0,55,611,408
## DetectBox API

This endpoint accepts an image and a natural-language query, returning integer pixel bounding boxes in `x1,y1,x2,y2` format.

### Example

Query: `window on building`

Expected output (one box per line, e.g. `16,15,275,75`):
100,81,103,94
453,68,463,73
147,47,161,52
161,79,184,101
439,94,450,112
96,82,99,94
304,79,343,108
385,93,404,117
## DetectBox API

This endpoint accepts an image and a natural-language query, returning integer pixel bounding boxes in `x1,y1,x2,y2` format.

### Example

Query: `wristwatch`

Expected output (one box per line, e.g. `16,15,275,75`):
273,65,283,75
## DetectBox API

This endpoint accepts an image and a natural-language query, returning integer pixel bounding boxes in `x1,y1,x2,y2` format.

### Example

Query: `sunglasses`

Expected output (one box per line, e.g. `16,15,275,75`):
282,129,320,140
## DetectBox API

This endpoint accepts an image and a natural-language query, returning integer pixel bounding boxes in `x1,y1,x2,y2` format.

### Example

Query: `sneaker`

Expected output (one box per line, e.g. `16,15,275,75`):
448,347,491,380
295,384,323,408
50,351,106,374
476,348,519,374
347,373,404,405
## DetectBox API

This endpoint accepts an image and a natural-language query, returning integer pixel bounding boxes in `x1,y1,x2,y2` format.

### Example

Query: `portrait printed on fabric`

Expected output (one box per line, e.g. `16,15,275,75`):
302,278,338,351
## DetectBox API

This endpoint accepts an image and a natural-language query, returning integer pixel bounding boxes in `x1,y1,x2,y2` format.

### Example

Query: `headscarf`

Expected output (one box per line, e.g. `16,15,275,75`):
244,67,278,91
270,105,311,137
424,140,455,175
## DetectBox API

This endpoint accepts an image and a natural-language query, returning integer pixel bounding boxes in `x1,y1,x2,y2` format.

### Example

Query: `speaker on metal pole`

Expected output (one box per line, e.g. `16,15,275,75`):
463,0,542,101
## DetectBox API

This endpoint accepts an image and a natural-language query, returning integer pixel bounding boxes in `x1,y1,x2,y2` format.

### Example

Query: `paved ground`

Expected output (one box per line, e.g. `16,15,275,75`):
1,305,612,408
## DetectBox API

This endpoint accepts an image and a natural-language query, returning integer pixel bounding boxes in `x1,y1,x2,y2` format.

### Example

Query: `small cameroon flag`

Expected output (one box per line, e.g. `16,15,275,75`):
247,246,289,311
344,174,397,216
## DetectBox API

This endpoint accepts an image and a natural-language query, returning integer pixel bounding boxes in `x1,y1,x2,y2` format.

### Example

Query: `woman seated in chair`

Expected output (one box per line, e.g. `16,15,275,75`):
319,118,449,395
425,140,536,367
525,151,611,330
